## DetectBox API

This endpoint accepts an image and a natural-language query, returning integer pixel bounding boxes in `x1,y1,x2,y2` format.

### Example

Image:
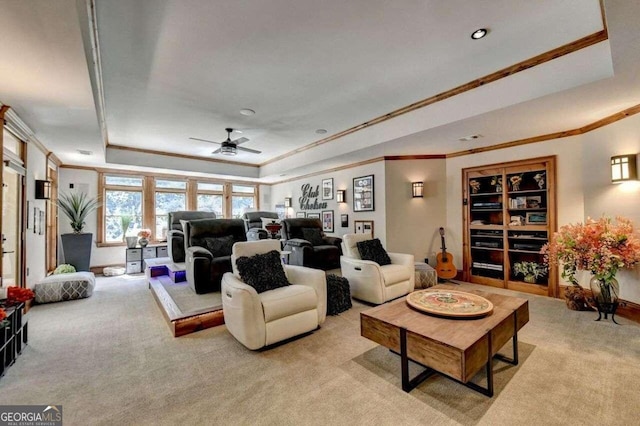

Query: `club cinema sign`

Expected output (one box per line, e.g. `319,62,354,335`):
298,183,327,210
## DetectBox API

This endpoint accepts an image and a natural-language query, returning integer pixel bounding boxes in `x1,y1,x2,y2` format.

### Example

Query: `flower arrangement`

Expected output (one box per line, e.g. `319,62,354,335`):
513,261,548,282
542,216,640,286
469,180,481,193
137,229,152,239
1,286,36,327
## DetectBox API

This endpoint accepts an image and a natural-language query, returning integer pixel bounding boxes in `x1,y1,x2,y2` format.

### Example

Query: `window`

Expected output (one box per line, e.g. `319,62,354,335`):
98,173,258,244
104,175,143,242
231,185,256,218
197,182,224,218
155,179,187,240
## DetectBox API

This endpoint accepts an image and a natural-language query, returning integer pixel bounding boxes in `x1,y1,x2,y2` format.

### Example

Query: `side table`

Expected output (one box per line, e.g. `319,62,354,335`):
414,262,437,288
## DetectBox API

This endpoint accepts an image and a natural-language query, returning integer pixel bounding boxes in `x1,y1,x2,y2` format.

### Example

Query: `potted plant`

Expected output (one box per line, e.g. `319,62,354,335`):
57,192,100,271
121,215,138,248
513,261,547,283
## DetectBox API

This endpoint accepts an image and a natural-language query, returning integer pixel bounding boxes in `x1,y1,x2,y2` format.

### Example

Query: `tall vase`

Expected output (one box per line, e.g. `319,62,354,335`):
589,276,620,324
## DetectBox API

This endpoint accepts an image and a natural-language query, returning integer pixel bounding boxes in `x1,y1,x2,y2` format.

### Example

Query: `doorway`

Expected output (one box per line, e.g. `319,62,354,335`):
2,164,24,287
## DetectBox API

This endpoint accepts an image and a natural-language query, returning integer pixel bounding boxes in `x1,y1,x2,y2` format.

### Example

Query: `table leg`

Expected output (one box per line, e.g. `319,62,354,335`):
494,310,519,366
400,327,436,392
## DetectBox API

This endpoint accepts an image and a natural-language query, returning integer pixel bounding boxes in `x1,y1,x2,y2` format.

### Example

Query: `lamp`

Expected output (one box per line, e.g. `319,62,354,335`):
336,189,346,203
412,182,424,198
35,180,52,199
611,154,637,183
284,197,292,207
220,142,237,156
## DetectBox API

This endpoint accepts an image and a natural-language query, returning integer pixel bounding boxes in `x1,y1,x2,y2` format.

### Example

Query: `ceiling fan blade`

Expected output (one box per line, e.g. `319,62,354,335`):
237,146,262,154
190,137,221,145
211,147,222,154
231,137,249,145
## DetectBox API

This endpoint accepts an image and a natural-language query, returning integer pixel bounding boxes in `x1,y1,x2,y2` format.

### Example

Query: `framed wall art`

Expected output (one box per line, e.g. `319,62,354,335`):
322,178,334,200
307,212,320,220
525,212,547,225
341,214,348,228
354,220,374,237
39,210,45,235
296,212,306,218
353,175,374,212
322,210,334,233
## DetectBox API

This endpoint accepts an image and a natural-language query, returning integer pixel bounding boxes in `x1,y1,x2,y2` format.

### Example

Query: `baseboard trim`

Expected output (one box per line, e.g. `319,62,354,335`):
558,285,640,324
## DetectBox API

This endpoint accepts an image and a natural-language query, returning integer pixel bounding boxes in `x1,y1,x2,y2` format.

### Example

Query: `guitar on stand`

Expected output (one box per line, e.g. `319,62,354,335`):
436,227,458,281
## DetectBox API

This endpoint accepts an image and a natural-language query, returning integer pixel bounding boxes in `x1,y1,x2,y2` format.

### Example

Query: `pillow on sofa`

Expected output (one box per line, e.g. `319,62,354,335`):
236,250,290,293
261,217,281,229
357,238,392,266
203,235,236,257
301,227,324,246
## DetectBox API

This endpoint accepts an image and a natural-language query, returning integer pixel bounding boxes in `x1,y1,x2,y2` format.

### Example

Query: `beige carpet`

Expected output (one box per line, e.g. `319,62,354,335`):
1,275,639,426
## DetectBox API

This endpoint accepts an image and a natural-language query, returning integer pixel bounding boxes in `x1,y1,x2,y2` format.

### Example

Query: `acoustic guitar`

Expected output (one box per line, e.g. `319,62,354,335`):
436,227,457,280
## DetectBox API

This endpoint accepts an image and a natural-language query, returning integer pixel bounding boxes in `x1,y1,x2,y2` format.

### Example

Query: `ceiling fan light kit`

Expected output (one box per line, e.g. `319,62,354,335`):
190,127,261,156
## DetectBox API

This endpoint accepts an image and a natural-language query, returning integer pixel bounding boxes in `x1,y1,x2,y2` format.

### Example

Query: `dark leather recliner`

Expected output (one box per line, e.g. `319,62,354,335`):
281,218,342,270
184,218,247,294
167,211,217,263
241,211,280,240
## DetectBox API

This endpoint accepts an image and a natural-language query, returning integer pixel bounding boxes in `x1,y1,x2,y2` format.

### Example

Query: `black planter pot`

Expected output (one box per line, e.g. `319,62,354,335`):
60,233,93,271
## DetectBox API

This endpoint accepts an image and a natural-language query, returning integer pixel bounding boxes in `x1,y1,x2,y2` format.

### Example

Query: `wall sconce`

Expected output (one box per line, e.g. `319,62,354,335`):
35,180,52,199
611,154,637,183
412,182,424,198
336,189,346,203
284,197,292,207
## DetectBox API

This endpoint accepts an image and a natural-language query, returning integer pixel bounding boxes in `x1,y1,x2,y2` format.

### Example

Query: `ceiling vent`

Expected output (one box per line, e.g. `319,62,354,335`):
77,149,93,155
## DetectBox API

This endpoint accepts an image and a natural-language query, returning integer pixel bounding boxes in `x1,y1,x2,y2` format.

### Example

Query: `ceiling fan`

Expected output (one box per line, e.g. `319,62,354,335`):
189,128,262,156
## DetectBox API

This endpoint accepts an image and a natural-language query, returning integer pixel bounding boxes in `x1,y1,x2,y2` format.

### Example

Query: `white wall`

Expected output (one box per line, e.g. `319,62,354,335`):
58,168,124,267
269,161,387,245
580,113,640,302
384,158,447,264
24,145,48,288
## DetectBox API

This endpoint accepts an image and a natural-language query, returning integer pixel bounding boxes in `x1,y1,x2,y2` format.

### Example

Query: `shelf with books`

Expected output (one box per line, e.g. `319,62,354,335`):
464,157,556,297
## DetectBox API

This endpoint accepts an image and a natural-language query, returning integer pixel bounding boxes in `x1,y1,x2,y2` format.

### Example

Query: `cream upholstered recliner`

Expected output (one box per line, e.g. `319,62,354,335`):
221,240,327,350
340,233,415,304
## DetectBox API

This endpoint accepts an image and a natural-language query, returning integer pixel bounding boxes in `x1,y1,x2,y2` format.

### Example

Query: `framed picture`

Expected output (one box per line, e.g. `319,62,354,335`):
526,212,547,225
307,212,320,220
296,212,306,218
34,207,40,234
322,178,334,200
353,175,374,212
39,210,45,235
322,210,334,233
26,201,31,229
341,214,349,228
354,220,374,237
526,196,542,209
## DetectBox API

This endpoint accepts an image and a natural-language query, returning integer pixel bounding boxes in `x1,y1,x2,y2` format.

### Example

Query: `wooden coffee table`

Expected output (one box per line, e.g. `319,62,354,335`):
360,283,529,397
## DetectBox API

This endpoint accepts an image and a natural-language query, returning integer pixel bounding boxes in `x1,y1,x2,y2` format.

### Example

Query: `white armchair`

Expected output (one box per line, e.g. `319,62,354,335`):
221,240,326,350
340,233,415,304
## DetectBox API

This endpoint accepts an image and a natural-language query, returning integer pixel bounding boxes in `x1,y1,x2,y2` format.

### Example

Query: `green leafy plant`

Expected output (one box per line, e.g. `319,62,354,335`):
513,261,548,279
120,215,134,241
57,192,100,233
53,264,76,274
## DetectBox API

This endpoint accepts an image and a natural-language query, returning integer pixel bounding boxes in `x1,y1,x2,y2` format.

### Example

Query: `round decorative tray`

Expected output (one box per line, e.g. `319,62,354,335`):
406,289,494,318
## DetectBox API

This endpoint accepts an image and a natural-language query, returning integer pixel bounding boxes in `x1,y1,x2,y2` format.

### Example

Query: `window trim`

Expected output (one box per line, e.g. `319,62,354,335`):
97,172,258,246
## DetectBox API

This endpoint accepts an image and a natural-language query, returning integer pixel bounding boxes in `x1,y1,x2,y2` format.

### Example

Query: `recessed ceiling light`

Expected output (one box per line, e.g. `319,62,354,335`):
240,108,255,116
77,149,93,155
471,28,488,40
458,134,483,142
315,129,327,135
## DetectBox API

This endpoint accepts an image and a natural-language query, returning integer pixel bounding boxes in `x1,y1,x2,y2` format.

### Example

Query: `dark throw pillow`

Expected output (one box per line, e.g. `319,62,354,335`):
301,227,324,246
204,235,235,257
236,250,290,294
357,238,392,266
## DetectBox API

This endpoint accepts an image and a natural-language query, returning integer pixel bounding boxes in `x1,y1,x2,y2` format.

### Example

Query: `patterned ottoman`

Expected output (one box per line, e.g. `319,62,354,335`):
326,274,352,316
35,272,96,304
